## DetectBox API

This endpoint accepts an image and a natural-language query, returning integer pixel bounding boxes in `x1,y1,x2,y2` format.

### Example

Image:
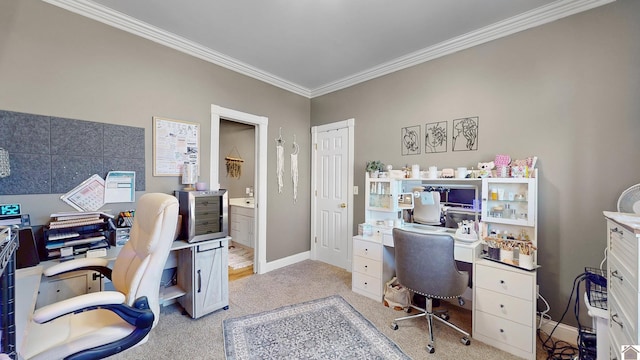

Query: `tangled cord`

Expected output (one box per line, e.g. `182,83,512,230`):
538,271,599,359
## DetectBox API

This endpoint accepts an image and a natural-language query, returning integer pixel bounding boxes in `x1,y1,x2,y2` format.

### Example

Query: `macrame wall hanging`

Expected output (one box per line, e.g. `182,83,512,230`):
225,146,244,179
276,127,285,193
291,135,299,203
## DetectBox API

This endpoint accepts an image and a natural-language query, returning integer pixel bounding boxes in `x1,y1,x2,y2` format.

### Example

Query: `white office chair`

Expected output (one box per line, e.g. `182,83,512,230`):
412,189,442,225
21,193,179,360
390,228,471,354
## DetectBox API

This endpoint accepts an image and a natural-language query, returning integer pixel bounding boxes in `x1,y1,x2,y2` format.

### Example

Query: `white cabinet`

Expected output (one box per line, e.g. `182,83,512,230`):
178,238,229,319
603,212,640,360
473,259,537,359
480,176,538,270
230,205,255,248
474,174,538,360
365,174,413,222
36,270,101,308
352,233,397,302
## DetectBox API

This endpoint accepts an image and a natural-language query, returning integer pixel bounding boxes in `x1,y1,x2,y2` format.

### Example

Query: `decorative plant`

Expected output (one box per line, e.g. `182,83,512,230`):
366,160,385,173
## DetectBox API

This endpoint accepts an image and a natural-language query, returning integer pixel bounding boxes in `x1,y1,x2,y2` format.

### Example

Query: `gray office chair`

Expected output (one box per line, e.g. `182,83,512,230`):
390,228,471,354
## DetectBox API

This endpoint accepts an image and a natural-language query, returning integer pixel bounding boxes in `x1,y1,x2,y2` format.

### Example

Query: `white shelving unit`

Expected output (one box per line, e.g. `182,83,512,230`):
473,173,538,360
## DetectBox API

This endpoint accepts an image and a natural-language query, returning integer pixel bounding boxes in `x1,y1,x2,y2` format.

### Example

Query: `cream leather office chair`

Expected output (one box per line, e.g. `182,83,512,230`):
390,228,471,354
21,193,179,360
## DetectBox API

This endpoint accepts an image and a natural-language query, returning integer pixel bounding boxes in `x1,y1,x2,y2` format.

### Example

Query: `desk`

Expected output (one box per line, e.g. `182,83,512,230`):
351,224,481,302
15,237,229,359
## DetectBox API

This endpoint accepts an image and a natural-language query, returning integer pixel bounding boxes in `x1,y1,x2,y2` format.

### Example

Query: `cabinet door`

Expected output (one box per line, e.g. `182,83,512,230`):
36,271,101,308
481,178,536,226
366,178,395,212
193,241,229,318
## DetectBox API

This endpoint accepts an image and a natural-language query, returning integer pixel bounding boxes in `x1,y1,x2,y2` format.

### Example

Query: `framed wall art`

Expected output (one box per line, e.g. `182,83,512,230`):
401,125,421,155
153,117,200,176
425,121,447,153
452,116,479,152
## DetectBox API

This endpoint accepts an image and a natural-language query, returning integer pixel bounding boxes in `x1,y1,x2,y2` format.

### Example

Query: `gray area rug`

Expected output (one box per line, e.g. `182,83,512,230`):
223,295,410,360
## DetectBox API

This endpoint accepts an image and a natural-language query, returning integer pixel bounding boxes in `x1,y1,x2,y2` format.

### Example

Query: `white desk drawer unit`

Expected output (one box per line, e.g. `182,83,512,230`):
604,212,640,360
473,259,537,360
352,235,384,302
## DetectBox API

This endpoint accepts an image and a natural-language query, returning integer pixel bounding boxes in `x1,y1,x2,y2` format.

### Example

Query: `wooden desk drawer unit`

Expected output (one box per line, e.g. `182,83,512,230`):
473,259,536,360
604,213,640,359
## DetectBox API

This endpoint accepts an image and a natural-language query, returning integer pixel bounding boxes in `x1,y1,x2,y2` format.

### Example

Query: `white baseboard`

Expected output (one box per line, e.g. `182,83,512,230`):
260,251,310,274
538,316,578,346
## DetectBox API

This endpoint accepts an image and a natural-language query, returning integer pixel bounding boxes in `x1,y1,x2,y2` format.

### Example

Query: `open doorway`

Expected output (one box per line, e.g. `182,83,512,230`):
219,120,255,280
210,105,268,276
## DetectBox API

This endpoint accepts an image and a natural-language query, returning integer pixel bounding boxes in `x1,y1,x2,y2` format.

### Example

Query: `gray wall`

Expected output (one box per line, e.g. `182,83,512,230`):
0,0,311,262
312,0,640,326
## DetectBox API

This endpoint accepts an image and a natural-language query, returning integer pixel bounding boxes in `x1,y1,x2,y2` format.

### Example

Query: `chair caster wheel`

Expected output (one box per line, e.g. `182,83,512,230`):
461,337,471,346
404,307,411,313
426,345,435,353
390,323,398,330
439,313,450,321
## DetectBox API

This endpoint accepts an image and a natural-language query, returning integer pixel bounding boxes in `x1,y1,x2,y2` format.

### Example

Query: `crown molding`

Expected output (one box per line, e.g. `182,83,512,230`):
43,0,613,99
310,0,615,97
42,0,312,98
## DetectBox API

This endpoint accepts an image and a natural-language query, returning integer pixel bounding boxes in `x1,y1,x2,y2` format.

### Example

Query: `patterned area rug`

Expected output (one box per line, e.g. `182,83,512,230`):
223,295,410,360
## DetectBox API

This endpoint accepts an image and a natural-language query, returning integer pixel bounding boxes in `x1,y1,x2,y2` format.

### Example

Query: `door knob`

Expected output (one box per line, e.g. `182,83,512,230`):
340,203,347,208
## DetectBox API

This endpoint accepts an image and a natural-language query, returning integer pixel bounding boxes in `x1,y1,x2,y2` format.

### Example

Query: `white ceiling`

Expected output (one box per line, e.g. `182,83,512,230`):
44,0,613,98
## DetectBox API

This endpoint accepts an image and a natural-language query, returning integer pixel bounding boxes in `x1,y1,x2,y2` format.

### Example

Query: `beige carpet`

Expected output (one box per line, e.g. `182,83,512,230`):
108,259,551,359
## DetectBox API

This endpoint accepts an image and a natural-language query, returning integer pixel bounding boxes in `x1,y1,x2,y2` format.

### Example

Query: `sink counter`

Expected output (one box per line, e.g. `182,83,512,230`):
229,197,255,209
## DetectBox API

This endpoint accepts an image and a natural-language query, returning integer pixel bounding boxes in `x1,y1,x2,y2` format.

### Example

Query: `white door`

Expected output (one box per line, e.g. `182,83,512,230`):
313,125,351,269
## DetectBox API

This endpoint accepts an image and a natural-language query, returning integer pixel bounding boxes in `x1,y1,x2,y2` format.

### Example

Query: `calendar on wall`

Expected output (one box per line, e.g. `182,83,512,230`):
153,117,200,176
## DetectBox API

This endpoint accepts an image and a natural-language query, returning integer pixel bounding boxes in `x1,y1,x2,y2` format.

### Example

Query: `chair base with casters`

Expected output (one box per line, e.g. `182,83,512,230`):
390,295,471,353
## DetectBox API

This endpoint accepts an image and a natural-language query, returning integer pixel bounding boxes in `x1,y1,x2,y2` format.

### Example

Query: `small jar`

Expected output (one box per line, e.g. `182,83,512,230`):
490,189,498,200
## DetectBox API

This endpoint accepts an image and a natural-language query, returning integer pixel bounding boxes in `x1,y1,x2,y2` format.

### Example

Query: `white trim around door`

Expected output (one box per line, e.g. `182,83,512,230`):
211,105,268,274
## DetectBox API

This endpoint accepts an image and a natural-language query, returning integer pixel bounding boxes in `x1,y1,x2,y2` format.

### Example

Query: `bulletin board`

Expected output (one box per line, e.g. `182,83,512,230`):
153,117,200,176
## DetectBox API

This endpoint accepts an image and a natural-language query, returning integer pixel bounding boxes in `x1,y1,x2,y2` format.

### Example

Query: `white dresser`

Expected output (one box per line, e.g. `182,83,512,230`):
473,259,537,359
352,234,390,302
603,211,640,360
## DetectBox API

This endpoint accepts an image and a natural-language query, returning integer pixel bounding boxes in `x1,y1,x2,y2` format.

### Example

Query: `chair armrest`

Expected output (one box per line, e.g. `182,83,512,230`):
44,257,112,280
32,291,126,324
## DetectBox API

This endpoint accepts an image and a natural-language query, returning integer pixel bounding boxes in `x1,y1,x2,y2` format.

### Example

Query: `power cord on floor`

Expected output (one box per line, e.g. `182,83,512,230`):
538,272,594,359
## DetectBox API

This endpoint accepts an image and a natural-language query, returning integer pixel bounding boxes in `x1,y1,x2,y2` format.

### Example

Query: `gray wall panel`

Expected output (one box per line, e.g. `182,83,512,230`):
0,110,50,154
103,124,144,159
51,155,104,193
50,117,103,155
0,153,51,194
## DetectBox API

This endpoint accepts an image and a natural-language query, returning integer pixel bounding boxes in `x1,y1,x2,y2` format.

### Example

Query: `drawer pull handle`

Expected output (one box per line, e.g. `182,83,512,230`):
499,329,504,333
499,280,505,284
611,270,623,282
500,304,504,308
610,227,623,235
611,313,623,328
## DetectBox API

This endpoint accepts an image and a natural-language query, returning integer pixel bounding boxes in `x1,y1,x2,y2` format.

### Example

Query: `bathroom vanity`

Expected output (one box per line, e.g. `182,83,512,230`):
229,198,255,249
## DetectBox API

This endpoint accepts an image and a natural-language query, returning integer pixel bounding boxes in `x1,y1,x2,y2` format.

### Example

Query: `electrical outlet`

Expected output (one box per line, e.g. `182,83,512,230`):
353,186,359,195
